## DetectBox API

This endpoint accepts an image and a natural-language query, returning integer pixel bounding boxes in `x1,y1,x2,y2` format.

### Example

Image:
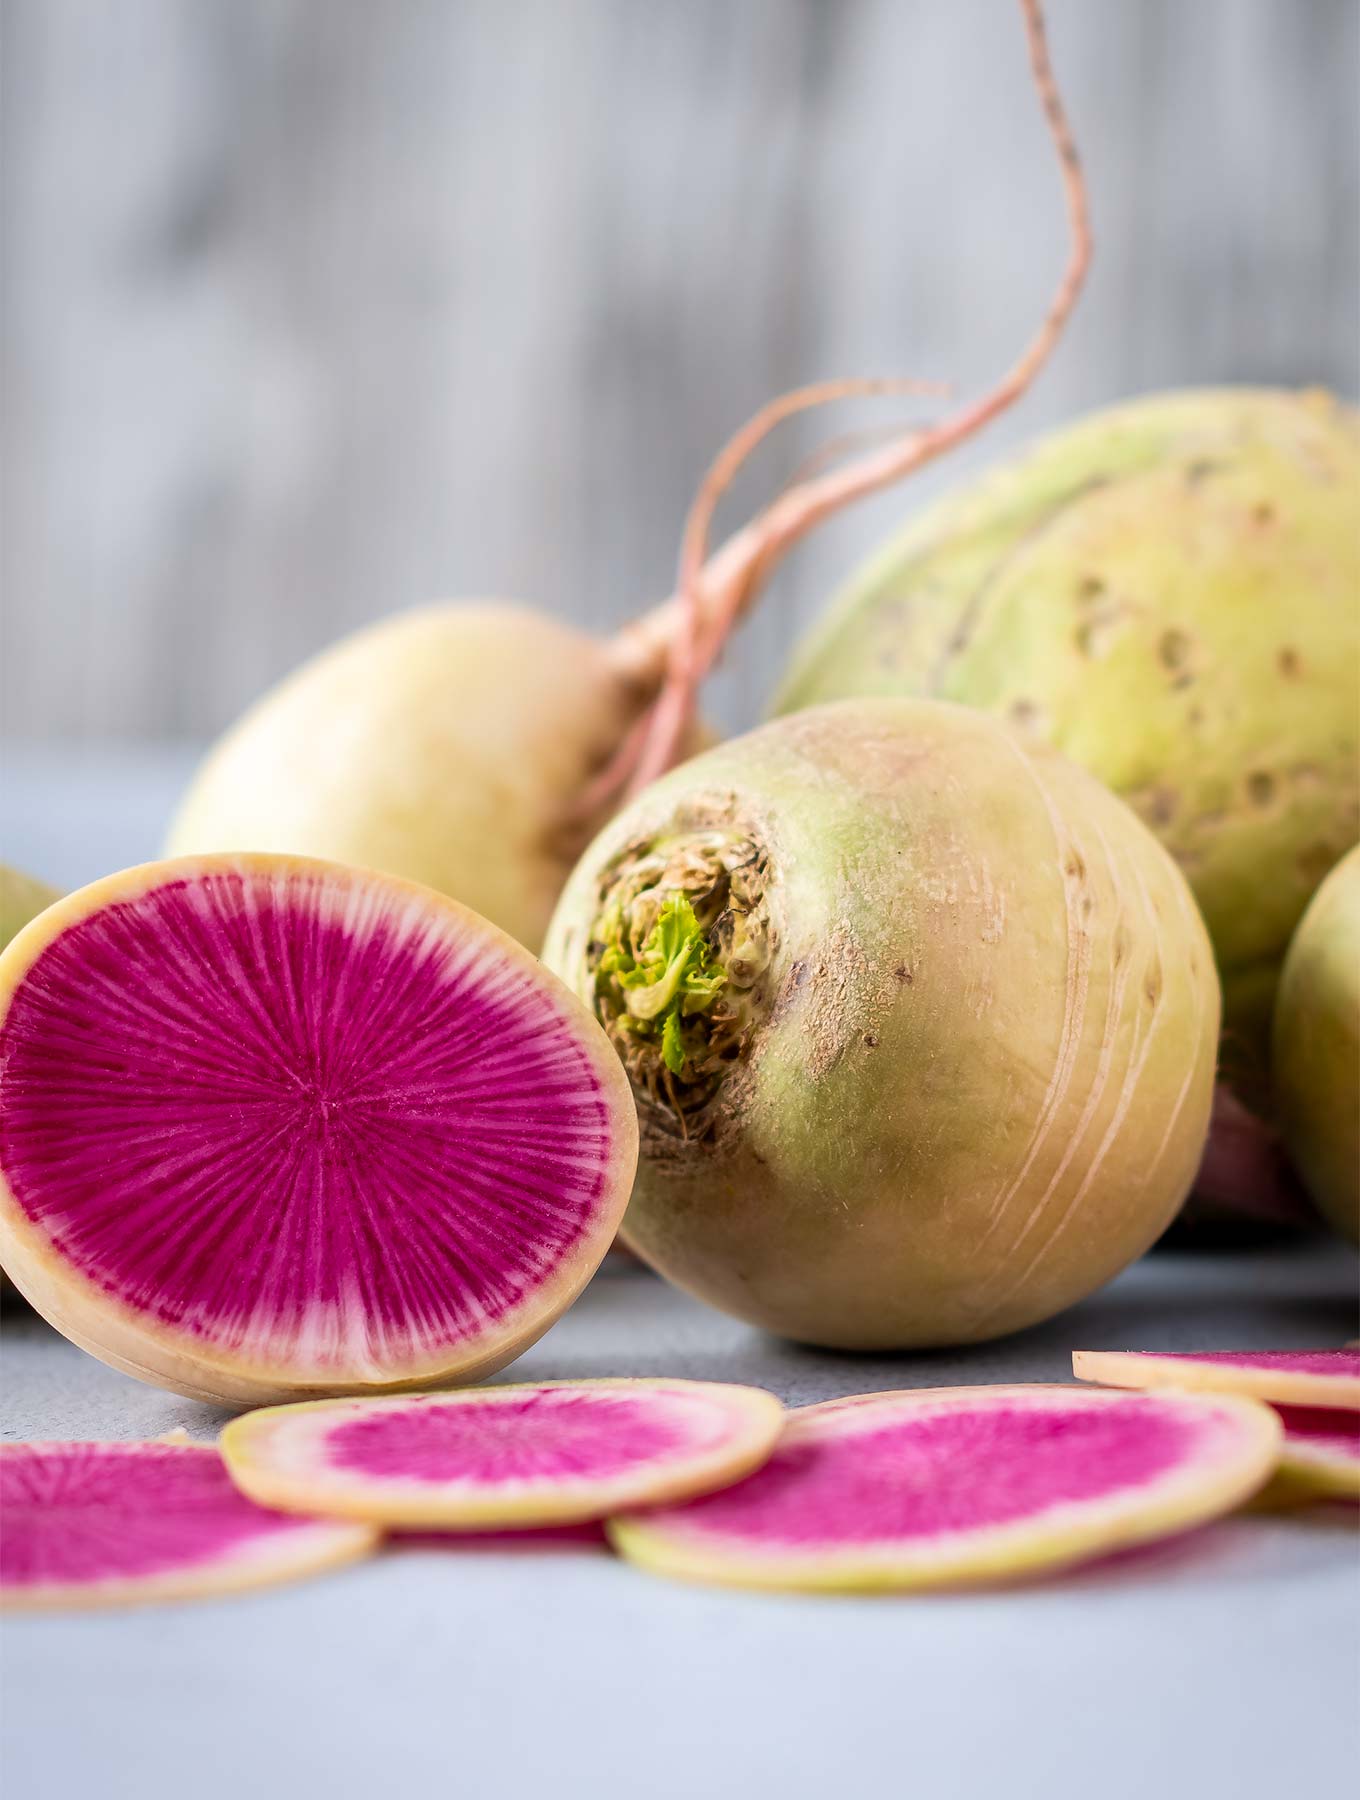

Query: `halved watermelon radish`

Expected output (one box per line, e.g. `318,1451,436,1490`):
0,855,638,1406
220,1379,784,1528
1072,1349,1360,1409
1,1440,377,1611
607,1384,1281,1593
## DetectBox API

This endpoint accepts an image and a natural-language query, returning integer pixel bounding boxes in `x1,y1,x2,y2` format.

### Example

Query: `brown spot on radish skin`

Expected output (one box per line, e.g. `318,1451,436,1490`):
1251,501,1277,527
1246,771,1277,809
894,963,914,984
1158,628,1192,672
1144,967,1164,1008
863,1033,879,1048
1137,787,1179,828
1074,614,1127,659
1277,647,1301,678
1184,458,1222,486
1077,574,1106,602
1008,698,1047,735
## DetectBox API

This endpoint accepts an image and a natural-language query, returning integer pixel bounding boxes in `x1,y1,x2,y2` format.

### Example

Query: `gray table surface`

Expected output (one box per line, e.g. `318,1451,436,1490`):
2,748,1359,1800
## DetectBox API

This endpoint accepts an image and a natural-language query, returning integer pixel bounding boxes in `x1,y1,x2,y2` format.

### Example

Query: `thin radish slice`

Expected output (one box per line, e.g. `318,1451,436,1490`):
0,1441,377,1612
607,1384,1281,1594
1264,1407,1360,1504
221,1379,784,1529
1072,1349,1360,1410
0,855,637,1406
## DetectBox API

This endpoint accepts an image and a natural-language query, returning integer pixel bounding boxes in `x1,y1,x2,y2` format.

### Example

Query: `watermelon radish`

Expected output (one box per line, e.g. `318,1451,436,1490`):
1072,1349,1360,1409
545,700,1219,1351
1264,1406,1360,1504
220,1379,784,1528
0,1440,377,1612
0,854,637,1406
607,1385,1281,1593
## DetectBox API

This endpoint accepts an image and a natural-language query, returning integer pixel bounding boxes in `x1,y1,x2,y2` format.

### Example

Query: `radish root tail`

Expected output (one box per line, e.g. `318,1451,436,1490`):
596,0,1090,807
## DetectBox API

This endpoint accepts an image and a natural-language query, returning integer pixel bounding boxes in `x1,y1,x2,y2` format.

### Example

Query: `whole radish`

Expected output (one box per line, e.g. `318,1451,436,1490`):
543,699,1219,1349
1273,846,1360,1242
771,387,1360,1224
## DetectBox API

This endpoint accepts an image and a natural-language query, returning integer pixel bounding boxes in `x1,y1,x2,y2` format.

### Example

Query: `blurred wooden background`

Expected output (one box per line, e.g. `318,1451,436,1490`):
2,0,1357,745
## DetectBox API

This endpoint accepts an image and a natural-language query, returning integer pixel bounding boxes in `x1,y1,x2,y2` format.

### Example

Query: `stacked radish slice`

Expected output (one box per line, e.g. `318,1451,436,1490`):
1073,1349,1360,1506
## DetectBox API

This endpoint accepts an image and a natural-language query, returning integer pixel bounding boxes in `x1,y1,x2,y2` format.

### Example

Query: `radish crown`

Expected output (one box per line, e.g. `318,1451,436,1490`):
588,826,775,1129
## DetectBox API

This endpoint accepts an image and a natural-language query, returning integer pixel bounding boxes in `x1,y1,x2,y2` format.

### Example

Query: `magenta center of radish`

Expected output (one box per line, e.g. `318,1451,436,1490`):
324,1390,688,1484
1274,1406,1360,1455
0,869,618,1369
0,1445,314,1587
668,1401,1207,1546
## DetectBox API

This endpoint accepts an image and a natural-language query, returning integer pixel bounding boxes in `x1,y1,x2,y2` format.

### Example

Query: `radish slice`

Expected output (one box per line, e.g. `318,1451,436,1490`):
1266,1406,1360,1504
607,1384,1281,1593
1072,1349,1360,1410
0,1441,376,1612
220,1379,784,1528
0,855,637,1407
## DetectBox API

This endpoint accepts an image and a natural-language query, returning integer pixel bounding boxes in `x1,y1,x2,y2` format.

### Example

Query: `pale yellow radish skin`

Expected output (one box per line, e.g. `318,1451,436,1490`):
774,388,1360,1163
166,605,701,955
1273,847,1360,1242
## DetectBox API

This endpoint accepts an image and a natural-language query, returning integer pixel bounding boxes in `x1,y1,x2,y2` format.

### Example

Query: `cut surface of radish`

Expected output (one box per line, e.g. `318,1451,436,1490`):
607,1384,1281,1593
1267,1406,1360,1503
1072,1349,1360,1410
0,855,637,1404
1,1441,376,1611
220,1379,784,1528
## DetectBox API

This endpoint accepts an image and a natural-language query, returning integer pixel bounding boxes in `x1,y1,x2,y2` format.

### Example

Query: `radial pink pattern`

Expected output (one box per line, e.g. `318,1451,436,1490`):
326,1387,686,1484
654,1397,1202,1547
0,867,618,1370
1,1443,332,1590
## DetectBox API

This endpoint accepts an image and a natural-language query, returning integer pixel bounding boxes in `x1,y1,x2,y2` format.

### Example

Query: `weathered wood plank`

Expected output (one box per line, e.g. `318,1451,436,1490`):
2,0,1355,741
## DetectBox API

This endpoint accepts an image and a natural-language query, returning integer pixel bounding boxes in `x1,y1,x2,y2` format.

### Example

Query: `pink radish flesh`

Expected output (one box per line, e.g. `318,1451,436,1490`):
651,1400,1205,1545
1273,1406,1360,1496
0,860,635,1397
1,1442,373,1607
326,1388,688,1482
608,1386,1281,1592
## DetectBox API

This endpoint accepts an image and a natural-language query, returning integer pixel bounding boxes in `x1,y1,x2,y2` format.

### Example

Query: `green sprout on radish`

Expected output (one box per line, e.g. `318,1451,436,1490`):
597,894,726,1077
